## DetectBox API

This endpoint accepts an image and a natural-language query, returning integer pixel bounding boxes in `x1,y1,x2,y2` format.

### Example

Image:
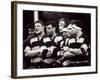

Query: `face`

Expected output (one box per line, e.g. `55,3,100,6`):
63,29,71,38
46,24,55,36
67,24,79,35
59,21,66,33
34,23,44,34
28,28,34,37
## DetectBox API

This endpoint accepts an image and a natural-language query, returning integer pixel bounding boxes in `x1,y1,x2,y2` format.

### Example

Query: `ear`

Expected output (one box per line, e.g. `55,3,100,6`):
76,26,82,31
78,27,82,31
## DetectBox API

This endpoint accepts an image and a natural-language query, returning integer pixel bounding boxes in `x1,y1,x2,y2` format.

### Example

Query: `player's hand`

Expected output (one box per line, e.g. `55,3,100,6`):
46,49,52,57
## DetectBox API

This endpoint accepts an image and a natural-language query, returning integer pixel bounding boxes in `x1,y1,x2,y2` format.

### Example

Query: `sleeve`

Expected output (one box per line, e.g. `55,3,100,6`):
54,36,63,50
81,44,88,55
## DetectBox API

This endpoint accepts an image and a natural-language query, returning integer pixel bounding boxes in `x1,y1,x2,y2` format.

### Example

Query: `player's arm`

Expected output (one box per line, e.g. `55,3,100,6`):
25,46,46,57
69,43,88,55
68,37,87,55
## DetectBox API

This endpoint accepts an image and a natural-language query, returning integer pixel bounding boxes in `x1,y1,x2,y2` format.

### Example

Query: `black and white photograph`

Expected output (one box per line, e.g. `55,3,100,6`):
23,10,91,69
11,1,97,78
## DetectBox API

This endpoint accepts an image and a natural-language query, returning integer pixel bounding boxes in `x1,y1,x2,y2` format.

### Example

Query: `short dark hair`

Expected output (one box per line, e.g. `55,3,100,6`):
59,18,66,22
69,20,83,28
27,23,34,29
45,20,57,28
34,20,44,25
59,18,69,27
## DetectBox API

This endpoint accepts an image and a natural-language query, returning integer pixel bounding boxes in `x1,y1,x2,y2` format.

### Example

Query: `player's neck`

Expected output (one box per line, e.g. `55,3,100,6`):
52,32,56,39
38,31,45,40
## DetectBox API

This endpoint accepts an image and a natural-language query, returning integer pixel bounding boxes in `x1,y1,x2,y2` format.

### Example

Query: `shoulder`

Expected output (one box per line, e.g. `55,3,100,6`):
30,36,38,44
79,33,89,44
54,36,63,43
69,38,76,44
43,36,51,43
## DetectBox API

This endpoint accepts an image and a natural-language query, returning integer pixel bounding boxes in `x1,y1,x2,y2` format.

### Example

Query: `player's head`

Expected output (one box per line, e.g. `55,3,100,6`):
34,20,44,35
45,21,57,36
67,20,82,35
62,28,72,38
58,18,69,33
27,23,34,37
